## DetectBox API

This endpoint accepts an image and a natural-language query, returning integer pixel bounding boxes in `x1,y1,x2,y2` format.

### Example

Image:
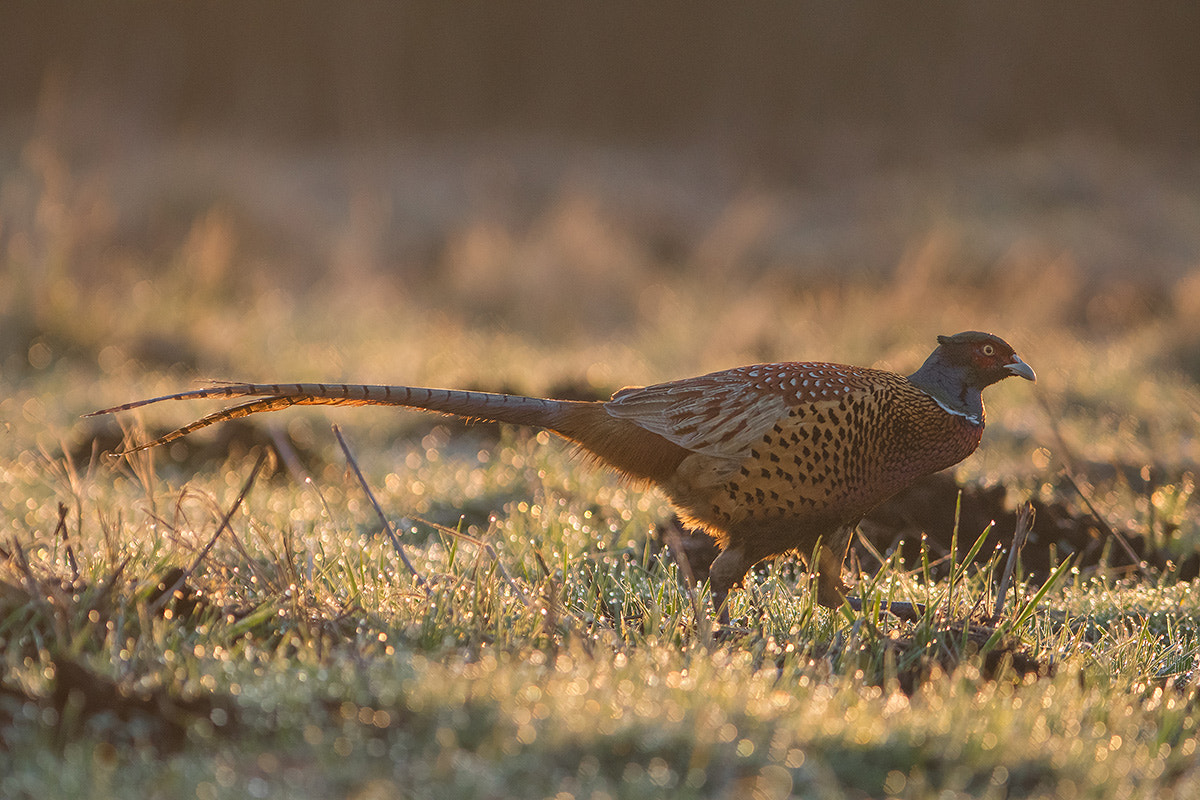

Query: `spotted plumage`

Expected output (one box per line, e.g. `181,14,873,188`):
88,331,1035,620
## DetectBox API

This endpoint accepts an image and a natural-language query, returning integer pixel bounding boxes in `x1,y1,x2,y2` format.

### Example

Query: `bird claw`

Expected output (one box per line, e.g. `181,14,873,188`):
845,596,925,621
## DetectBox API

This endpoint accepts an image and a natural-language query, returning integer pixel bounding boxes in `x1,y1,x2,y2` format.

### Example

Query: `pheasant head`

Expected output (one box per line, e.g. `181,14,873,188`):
907,331,1035,423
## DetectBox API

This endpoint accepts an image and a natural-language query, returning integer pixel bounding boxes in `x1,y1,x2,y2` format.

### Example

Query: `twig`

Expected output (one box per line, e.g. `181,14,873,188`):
331,427,596,650
332,425,427,590
54,502,81,583
994,501,1035,620
149,451,267,616
1035,391,1149,579
1060,472,1149,578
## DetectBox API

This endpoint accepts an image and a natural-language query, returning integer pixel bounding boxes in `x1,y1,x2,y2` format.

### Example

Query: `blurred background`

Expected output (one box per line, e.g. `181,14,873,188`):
2,2,1200,474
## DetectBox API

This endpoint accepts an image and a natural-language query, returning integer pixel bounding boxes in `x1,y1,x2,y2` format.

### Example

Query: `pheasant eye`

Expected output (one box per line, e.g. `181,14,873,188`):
982,344,995,356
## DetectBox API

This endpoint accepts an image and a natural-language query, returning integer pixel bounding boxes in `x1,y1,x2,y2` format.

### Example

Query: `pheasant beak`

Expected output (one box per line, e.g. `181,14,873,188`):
1004,355,1036,382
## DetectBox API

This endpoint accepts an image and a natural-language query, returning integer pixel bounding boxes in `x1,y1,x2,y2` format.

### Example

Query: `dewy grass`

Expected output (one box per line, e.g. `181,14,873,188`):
4,140,1200,795
4,401,1200,798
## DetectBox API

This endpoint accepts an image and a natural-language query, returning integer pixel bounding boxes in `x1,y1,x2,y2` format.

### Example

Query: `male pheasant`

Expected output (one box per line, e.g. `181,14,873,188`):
90,331,1034,619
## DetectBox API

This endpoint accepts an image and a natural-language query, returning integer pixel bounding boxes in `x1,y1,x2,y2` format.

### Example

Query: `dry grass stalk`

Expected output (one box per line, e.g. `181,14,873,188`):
147,451,267,616
333,425,427,591
994,501,1035,620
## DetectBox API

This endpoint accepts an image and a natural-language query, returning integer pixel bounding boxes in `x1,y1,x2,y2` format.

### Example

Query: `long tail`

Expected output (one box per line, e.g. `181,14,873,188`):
86,382,690,481
88,382,590,454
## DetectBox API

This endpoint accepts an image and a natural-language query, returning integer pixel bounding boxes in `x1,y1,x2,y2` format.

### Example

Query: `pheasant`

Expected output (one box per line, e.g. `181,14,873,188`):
89,331,1034,620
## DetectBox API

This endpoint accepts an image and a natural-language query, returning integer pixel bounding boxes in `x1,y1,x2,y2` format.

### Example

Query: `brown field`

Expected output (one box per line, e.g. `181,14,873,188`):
3,7,1200,798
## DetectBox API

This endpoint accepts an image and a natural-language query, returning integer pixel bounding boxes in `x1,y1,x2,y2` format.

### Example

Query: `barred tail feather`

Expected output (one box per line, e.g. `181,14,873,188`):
91,381,582,454
90,380,692,483
115,396,306,453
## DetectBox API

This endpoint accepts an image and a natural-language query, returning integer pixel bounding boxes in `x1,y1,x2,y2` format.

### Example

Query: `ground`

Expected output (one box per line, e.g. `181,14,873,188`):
2,124,1200,798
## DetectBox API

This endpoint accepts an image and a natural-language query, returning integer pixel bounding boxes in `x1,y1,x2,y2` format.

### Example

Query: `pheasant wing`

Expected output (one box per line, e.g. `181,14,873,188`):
605,362,879,460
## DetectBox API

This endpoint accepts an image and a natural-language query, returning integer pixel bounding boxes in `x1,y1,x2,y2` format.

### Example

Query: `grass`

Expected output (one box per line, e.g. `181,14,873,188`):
3,404,1199,798
3,130,1200,798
